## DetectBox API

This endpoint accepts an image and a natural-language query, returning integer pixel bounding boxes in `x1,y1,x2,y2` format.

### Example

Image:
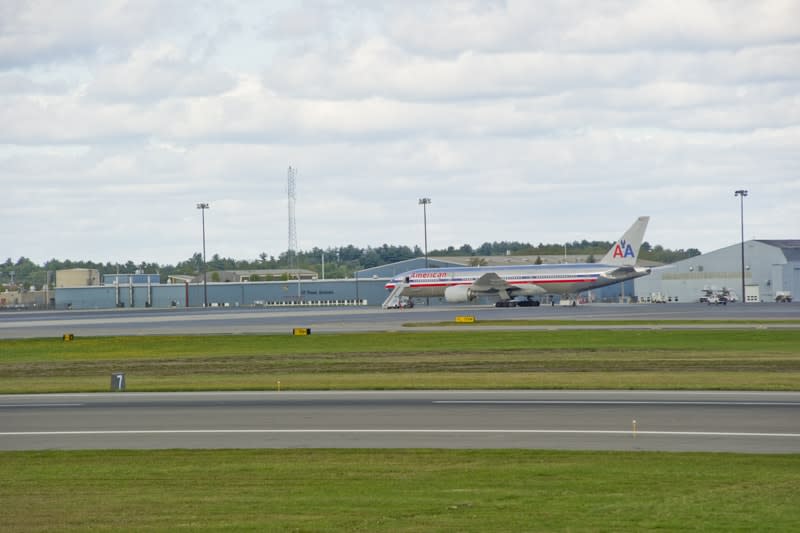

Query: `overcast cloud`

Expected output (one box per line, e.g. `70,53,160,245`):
1,0,798,265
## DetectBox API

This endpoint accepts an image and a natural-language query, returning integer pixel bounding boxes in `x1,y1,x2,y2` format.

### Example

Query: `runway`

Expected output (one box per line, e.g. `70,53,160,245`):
2,390,799,453
1,302,797,338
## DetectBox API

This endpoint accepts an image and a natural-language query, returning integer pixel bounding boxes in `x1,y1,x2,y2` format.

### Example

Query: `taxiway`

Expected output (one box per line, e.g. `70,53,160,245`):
0,302,797,339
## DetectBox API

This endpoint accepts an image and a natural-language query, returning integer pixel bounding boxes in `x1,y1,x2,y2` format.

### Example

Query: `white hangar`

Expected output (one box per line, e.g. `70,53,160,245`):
634,240,800,303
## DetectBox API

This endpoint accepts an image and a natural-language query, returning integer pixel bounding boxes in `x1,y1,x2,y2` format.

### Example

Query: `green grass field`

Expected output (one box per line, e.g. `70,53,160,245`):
2,329,799,531
1,449,798,532
1,329,799,392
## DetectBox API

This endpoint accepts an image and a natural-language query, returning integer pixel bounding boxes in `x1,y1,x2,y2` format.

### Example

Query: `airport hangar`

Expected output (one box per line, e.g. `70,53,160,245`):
51,240,799,310
633,240,800,304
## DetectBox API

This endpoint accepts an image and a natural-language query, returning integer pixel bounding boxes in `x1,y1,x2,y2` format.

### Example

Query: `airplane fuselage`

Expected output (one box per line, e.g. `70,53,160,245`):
386,263,651,299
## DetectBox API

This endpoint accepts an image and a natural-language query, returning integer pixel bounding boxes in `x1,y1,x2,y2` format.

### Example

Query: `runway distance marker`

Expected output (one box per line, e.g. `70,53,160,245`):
110,373,126,391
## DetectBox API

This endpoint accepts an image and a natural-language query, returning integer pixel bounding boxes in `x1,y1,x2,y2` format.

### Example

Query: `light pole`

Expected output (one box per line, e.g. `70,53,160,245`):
734,190,748,303
196,202,210,308
419,198,431,268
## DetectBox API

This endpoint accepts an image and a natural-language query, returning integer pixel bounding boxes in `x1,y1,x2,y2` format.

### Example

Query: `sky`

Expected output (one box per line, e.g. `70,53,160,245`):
1,0,799,266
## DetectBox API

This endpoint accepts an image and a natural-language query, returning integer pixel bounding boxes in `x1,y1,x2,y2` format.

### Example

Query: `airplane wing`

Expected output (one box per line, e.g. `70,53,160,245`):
471,272,516,300
602,266,637,280
601,265,651,281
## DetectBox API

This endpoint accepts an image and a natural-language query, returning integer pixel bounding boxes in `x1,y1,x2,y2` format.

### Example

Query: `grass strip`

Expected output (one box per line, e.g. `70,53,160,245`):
2,330,799,393
3,330,799,362
2,371,799,393
1,449,798,532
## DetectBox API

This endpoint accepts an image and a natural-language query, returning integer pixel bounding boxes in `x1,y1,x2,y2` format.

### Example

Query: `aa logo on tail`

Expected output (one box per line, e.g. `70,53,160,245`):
612,239,636,258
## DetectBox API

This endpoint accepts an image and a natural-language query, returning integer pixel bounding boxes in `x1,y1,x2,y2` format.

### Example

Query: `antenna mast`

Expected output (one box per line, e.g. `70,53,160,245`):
287,166,299,294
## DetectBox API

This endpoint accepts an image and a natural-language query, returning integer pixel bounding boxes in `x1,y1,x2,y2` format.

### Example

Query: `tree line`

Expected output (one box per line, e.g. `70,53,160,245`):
1,241,699,290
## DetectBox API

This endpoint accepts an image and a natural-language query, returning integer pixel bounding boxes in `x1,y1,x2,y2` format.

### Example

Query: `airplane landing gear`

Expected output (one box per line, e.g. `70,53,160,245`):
495,299,541,308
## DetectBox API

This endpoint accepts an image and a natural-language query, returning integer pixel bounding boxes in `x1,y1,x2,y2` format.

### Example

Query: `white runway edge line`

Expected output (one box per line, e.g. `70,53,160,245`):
0,404,84,408
2,430,800,438
433,400,800,406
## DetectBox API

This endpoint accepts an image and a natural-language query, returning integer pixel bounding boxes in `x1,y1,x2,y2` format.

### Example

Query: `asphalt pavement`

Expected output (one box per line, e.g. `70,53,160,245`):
1,302,798,338
2,390,799,452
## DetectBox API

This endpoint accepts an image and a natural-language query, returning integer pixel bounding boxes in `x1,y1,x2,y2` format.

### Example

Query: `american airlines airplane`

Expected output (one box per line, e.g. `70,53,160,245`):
384,216,651,307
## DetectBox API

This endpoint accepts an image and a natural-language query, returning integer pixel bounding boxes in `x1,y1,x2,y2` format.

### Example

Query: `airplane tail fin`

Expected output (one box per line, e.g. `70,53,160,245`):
600,216,650,266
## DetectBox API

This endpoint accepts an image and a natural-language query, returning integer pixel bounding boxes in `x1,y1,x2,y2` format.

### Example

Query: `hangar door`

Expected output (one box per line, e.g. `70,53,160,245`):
794,268,800,297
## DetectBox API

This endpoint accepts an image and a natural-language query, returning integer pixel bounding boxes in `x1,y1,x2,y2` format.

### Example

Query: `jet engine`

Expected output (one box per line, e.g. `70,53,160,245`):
444,285,476,303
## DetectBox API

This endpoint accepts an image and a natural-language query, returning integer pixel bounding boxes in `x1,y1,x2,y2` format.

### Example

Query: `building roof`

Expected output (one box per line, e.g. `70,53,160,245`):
224,269,317,277
756,240,800,262
167,275,195,283
436,255,662,267
167,269,318,284
357,258,464,277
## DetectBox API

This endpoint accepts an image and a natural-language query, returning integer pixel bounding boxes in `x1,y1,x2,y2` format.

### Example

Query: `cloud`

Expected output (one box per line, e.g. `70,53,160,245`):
263,38,800,103
88,43,236,102
385,0,800,55
0,0,194,67
0,71,69,94
0,0,798,264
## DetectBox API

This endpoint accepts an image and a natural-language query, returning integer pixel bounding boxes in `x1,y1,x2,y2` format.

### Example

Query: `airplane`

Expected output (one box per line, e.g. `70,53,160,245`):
384,216,651,307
